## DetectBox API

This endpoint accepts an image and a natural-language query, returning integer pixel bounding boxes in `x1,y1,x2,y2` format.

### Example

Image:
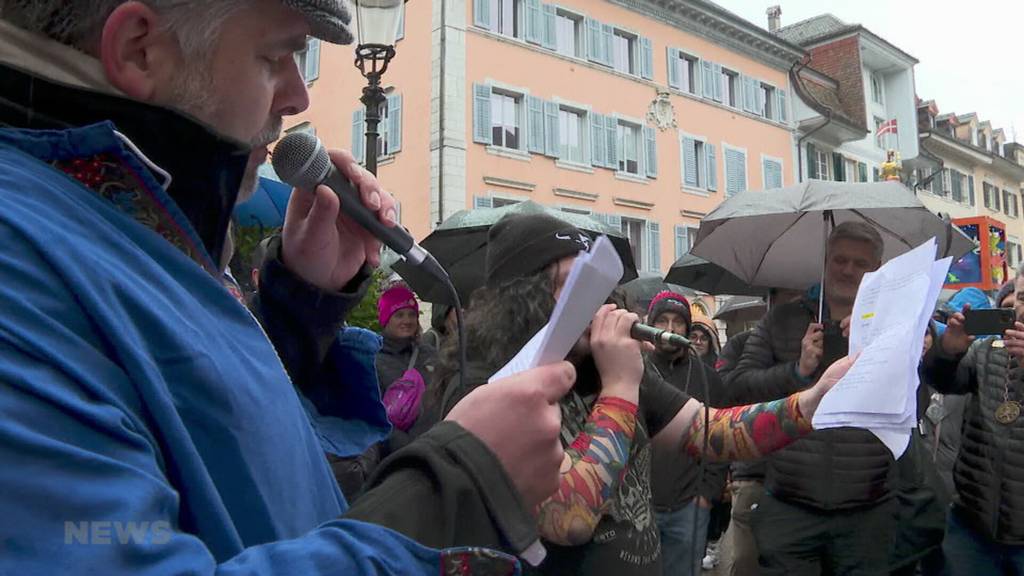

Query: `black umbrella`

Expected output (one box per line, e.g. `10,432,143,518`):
664,254,766,297
713,295,766,321
620,275,697,315
392,200,638,304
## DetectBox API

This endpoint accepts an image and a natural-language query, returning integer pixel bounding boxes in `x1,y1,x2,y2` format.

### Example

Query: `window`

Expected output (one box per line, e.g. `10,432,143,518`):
984,182,1001,211
844,159,857,183
760,84,775,119
490,92,521,150
621,217,645,269
491,0,522,38
1009,241,1022,269
722,69,738,108
612,31,637,75
870,73,884,105
1004,190,1019,218
763,158,783,189
815,150,831,181
555,11,582,57
675,54,700,94
558,108,584,163
617,122,640,175
979,132,988,150
375,101,389,159
674,225,698,259
295,37,321,83
951,170,964,203
724,146,747,197
682,135,716,191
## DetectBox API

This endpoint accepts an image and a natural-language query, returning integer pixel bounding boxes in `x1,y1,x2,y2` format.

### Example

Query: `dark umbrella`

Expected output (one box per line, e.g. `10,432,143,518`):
620,275,697,315
664,254,766,297
713,295,766,321
392,200,638,304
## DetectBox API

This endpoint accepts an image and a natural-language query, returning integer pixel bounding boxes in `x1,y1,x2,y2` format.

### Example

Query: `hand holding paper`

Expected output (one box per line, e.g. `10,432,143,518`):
811,238,951,458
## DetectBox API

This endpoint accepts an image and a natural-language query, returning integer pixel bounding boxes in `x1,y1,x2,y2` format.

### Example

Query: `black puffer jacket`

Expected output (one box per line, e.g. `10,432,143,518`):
718,331,765,482
925,338,1024,544
726,298,896,510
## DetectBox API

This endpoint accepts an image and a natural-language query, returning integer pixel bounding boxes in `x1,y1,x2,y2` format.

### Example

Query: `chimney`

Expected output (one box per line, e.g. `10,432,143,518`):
767,5,782,33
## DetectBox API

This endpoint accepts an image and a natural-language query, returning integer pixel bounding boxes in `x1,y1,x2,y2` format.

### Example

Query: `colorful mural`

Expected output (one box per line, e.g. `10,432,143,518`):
946,217,1008,290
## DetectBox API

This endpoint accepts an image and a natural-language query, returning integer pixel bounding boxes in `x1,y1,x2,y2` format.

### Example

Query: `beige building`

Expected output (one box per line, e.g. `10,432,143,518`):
275,0,808,280
915,100,1024,272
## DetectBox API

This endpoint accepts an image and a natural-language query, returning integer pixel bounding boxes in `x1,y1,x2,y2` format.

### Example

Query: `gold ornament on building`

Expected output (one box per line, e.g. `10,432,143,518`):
881,149,902,182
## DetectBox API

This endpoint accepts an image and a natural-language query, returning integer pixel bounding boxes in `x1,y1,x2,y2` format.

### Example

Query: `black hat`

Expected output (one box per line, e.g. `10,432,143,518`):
485,213,592,286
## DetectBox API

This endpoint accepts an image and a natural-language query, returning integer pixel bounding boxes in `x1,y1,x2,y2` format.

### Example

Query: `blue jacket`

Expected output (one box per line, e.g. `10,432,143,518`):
0,119,512,574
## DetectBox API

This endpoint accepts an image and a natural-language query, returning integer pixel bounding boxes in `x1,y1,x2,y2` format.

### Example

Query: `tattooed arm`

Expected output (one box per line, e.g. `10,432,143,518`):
536,396,638,546
654,355,853,460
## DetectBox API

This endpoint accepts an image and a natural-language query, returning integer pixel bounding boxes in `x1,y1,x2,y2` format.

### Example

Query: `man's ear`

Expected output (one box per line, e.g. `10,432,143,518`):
98,1,181,100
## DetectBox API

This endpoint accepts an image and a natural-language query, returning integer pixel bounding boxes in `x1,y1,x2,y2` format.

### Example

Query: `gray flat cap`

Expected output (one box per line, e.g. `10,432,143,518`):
282,0,354,45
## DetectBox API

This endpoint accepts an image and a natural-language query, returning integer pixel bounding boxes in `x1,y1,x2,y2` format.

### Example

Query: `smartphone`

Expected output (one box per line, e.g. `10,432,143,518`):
820,320,848,371
963,308,1016,336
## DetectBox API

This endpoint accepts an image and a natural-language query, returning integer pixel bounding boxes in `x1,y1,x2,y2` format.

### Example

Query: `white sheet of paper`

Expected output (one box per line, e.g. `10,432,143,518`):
489,235,624,383
812,238,951,459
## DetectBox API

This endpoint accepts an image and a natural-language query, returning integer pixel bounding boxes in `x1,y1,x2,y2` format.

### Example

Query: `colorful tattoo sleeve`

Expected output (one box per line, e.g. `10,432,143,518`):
536,396,638,546
683,393,812,462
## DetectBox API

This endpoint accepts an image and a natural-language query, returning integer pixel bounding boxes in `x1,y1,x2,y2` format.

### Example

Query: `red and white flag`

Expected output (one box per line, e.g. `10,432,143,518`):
877,118,898,138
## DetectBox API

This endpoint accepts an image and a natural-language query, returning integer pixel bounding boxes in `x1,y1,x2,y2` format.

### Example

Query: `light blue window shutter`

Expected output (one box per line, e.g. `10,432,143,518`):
306,38,321,82
640,37,653,80
525,0,542,44
396,5,406,40
601,24,614,66
968,175,976,206
351,108,365,164
473,0,491,30
590,112,606,167
472,83,492,144
682,136,697,187
526,96,545,154
712,63,723,102
742,76,755,112
606,214,622,230
701,60,715,99
644,126,657,178
674,225,687,260
586,18,602,63
541,4,557,50
474,196,494,209
754,84,765,117
647,221,661,272
544,101,560,157
605,116,618,170
777,89,788,122
386,93,402,154
706,143,718,191
667,47,680,89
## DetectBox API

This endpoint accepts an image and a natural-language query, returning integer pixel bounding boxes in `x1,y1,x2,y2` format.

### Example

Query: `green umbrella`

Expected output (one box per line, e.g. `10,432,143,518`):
393,200,638,304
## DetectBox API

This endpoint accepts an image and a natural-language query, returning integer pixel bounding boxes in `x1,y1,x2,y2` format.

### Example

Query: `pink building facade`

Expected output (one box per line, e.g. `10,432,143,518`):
279,0,804,276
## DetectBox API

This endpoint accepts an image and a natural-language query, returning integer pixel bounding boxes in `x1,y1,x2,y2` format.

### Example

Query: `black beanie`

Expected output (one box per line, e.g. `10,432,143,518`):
485,213,593,286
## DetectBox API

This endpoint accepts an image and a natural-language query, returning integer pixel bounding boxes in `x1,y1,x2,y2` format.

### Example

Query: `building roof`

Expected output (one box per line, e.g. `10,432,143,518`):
774,13,918,64
791,66,866,133
775,14,855,45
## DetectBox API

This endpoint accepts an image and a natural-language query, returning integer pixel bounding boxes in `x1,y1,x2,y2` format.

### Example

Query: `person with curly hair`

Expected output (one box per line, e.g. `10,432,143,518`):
366,213,855,576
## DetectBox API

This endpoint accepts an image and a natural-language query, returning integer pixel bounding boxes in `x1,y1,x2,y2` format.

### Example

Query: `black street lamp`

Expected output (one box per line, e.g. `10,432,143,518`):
353,0,406,175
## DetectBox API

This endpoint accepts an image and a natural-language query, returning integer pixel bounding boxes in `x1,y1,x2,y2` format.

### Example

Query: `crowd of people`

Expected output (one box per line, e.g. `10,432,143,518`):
1,1,1024,575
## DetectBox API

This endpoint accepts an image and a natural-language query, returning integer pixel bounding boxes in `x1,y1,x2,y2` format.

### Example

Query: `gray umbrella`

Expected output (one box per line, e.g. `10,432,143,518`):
664,254,766,297
713,295,766,321
691,181,974,292
620,275,697,315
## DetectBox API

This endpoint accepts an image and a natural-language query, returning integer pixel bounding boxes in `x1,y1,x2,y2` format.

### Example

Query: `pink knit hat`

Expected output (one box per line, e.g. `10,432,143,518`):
378,285,419,328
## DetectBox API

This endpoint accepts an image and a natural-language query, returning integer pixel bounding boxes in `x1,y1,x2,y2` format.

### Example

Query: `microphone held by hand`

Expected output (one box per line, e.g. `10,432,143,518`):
271,132,428,266
630,322,692,349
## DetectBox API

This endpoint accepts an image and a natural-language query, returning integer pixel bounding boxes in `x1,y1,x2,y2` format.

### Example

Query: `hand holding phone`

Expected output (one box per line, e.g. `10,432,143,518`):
963,308,1016,336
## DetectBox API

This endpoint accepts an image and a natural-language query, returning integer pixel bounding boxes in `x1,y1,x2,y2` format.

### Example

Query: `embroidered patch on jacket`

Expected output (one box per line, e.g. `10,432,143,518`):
53,154,216,275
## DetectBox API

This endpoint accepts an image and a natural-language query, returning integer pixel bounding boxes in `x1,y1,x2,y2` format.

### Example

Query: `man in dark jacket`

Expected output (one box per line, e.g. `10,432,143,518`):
647,292,728,576
924,268,1024,574
726,221,896,576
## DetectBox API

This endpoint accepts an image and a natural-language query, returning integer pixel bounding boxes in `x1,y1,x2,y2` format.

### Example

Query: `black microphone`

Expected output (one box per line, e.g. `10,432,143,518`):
631,322,693,349
271,132,431,267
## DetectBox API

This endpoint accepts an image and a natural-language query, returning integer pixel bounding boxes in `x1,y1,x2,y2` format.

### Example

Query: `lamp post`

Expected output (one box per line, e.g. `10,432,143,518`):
353,0,406,175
